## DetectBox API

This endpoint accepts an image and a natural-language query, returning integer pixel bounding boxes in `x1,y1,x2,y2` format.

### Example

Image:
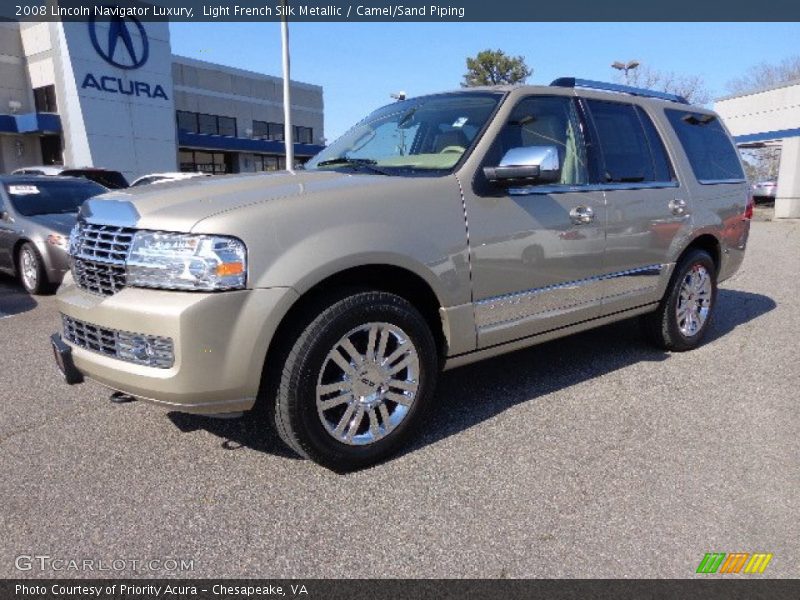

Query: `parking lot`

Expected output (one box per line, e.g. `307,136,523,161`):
0,219,798,579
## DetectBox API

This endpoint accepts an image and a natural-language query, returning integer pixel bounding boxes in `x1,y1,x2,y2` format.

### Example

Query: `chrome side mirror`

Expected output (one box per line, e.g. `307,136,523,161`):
483,145,561,186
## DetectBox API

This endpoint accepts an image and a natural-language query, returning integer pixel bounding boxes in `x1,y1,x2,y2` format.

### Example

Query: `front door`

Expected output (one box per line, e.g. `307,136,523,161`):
464,95,608,349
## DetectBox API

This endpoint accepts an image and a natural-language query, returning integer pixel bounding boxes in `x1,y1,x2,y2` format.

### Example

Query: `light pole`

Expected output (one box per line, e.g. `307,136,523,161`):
281,0,294,173
611,60,640,85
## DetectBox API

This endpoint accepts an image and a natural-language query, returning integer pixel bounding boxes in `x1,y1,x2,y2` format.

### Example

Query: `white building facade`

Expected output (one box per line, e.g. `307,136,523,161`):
715,81,800,219
0,19,324,182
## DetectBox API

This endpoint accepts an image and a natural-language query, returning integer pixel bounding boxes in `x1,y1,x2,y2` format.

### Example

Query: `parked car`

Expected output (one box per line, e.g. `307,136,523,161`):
752,180,777,202
11,166,129,190
52,79,752,470
59,168,129,189
130,172,209,187
11,165,66,176
0,176,108,294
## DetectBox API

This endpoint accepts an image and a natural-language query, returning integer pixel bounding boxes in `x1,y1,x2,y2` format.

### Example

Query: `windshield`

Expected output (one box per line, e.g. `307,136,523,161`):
306,92,503,173
6,180,108,217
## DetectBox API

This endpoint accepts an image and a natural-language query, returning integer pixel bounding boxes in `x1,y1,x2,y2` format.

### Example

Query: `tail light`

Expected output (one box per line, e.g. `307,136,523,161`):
744,194,754,220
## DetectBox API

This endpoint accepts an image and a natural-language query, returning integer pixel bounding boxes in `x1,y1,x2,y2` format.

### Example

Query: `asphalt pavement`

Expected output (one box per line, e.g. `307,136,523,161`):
0,219,798,579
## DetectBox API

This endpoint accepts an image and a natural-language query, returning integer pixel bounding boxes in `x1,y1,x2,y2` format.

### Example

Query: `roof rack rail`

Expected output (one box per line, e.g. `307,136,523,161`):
550,77,689,104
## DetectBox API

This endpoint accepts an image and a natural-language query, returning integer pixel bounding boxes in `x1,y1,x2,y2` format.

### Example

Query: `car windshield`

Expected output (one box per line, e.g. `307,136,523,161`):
5,180,108,216
306,92,503,174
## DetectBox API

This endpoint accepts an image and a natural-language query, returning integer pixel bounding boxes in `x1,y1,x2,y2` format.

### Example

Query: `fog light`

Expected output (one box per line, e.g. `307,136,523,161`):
117,331,174,368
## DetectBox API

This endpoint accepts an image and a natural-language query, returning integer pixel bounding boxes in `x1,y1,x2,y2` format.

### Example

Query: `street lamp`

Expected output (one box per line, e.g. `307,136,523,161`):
611,60,640,84
281,0,294,173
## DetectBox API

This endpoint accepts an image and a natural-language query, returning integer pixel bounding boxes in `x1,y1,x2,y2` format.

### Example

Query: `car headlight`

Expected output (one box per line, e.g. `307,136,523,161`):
126,232,247,291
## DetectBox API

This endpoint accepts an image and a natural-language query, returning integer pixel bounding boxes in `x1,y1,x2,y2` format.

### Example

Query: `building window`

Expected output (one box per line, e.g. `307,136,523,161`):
252,121,313,144
253,120,285,141
253,154,286,171
179,149,234,174
294,126,313,145
177,111,198,133
177,111,237,137
34,85,57,113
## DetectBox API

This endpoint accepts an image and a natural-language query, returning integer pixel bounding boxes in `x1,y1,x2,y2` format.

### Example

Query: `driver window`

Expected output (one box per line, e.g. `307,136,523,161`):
495,96,589,185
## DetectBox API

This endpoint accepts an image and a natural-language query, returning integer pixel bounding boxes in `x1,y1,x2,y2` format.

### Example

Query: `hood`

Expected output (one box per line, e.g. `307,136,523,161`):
78,171,393,231
26,212,78,235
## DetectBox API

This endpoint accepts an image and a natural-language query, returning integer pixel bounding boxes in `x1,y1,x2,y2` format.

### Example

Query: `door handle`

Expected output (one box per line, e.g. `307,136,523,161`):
669,198,688,216
569,205,594,225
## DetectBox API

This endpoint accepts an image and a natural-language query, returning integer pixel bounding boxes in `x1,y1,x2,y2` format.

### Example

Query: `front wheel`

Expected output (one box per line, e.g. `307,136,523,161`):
642,249,717,351
18,242,53,295
273,291,438,471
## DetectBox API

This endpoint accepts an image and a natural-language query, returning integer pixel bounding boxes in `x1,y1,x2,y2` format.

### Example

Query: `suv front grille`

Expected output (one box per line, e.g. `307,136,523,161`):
61,314,174,369
71,223,136,296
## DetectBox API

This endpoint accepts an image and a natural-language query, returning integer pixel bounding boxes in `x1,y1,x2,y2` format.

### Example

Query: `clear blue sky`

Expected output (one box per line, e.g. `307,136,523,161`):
169,22,800,141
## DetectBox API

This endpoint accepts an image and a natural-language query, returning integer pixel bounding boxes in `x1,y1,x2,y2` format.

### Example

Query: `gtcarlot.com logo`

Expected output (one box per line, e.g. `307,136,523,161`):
15,555,195,573
696,552,773,574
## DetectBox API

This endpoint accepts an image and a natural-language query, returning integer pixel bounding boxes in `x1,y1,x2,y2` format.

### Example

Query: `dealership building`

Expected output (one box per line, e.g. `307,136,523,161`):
715,81,800,218
0,19,324,181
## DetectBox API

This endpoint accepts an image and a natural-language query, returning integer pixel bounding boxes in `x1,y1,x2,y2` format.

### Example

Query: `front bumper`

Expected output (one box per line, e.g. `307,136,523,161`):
54,273,298,414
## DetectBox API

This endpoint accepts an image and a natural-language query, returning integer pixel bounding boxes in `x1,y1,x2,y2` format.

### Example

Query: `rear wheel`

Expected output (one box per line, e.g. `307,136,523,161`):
18,242,53,295
273,291,438,471
642,249,717,351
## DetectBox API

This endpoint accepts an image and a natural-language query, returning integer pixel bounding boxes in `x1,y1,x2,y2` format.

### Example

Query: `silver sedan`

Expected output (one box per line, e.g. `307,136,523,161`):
0,176,107,294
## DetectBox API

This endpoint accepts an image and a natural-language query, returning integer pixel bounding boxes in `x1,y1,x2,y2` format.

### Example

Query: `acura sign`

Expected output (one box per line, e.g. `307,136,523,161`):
81,16,168,100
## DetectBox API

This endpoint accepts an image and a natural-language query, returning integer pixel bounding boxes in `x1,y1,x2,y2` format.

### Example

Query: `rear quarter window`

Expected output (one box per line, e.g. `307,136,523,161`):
665,110,744,183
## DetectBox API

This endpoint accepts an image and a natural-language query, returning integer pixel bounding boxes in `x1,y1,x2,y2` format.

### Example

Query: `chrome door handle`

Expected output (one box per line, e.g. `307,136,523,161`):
569,205,594,224
669,198,688,216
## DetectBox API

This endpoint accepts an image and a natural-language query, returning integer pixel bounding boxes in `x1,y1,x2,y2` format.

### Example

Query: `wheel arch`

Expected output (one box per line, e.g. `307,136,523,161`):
256,262,449,410
680,232,721,273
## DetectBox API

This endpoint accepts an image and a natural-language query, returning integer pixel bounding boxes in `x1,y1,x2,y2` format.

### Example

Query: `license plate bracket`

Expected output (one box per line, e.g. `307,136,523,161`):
50,333,84,385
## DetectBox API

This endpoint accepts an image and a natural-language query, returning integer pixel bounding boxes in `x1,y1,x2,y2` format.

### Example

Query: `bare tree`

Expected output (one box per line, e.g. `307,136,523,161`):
727,56,800,95
618,64,711,105
740,147,781,183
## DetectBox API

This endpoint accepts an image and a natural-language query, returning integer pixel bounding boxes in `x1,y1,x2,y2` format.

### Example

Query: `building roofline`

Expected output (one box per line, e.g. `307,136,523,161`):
170,54,322,92
715,77,800,103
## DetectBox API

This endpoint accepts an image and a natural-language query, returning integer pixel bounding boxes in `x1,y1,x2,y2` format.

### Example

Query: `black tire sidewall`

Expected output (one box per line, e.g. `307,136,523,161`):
282,292,437,470
664,250,717,350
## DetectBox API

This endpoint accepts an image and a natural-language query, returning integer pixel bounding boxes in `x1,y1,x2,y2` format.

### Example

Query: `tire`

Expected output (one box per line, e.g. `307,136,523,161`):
641,249,717,351
17,242,53,295
273,291,438,471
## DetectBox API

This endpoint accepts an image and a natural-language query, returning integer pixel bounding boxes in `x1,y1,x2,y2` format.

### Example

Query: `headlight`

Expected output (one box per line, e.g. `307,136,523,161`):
126,232,247,291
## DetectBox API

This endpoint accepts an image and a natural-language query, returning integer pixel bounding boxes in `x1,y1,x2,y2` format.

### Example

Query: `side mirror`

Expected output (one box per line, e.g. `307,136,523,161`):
483,145,561,186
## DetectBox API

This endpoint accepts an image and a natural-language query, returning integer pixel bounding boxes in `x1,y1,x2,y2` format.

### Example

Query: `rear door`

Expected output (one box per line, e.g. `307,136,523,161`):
582,99,685,313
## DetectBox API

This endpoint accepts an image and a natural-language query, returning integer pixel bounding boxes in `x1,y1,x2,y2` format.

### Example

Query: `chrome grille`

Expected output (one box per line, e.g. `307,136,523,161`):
70,222,135,296
61,315,174,369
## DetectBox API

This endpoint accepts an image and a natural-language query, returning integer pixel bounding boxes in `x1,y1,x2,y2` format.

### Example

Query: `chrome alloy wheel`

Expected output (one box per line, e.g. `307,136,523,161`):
676,264,712,337
20,247,38,290
316,322,420,446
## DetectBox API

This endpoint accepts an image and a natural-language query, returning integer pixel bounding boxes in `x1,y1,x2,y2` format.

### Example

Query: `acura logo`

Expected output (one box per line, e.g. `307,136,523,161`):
89,15,149,70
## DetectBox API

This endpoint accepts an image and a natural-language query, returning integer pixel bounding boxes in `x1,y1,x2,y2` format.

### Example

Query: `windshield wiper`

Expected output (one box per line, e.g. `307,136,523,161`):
315,157,392,175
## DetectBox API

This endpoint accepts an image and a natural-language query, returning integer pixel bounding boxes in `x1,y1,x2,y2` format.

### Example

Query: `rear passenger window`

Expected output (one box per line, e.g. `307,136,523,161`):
586,100,673,184
636,107,674,182
665,110,745,183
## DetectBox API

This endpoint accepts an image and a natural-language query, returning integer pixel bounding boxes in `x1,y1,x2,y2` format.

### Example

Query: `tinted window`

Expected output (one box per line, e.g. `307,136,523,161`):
6,180,107,217
34,85,57,112
217,116,237,137
61,170,129,189
666,110,744,183
586,100,656,183
177,111,198,133
636,107,674,182
489,95,589,185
